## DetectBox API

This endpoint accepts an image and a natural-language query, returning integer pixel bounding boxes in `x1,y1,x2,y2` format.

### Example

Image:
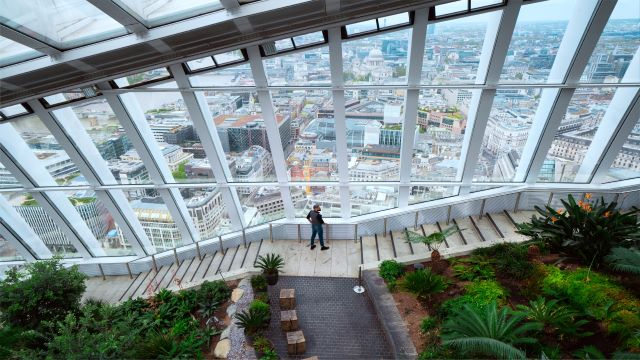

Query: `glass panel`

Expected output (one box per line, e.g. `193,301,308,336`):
469,185,500,193
378,13,410,29
189,63,255,87
499,0,577,83
604,118,640,183
3,191,80,258
113,68,171,88
241,186,285,226
274,38,294,52
113,0,223,27
127,194,183,251
471,0,503,9
412,89,471,181
10,115,88,186
422,12,493,84
0,0,126,49
435,0,467,17
213,49,245,65
131,91,216,183
343,28,410,85
580,0,640,83
409,186,458,205
57,98,152,186
350,185,398,216
179,187,231,240
187,57,215,71
472,88,543,182
63,190,136,256
272,90,335,181
0,234,23,262
0,104,29,118
264,46,331,86
345,19,378,36
537,87,616,183
0,36,42,66
291,185,341,218
0,160,20,188
43,88,99,106
199,91,277,183
345,89,405,182
292,31,325,47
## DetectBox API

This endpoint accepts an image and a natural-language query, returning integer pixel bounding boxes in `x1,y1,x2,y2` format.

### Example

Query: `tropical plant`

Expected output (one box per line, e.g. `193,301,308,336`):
400,268,448,300
606,247,640,275
516,297,590,337
420,316,438,333
197,280,231,306
441,302,542,359
516,194,640,266
438,279,507,319
572,345,606,360
473,243,534,279
251,274,268,292
405,226,462,261
379,259,405,282
253,336,273,353
260,348,279,360
0,258,87,331
450,256,495,281
235,307,271,335
249,300,271,316
256,253,285,285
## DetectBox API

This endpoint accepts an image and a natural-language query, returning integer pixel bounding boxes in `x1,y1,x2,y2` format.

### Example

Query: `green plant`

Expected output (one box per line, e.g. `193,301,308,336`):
473,243,534,279
438,280,506,318
235,307,271,335
256,253,285,274
516,297,590,337
260,348,279,360
249,299,271,315
400,268,448,300
251,275,268,292
450,256,495,281
516,194,640,266
405,226,462,261
379,259,405,282
420,316,438,333
441,302,541,359
418,345,458,359
253,335,273,353
572,345,606,359
255,292,270,304
197,280,231,306
606,247,640,275
0,258,87,331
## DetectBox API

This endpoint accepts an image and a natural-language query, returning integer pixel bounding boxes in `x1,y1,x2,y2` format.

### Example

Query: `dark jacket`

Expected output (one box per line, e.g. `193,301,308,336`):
306,210,324,224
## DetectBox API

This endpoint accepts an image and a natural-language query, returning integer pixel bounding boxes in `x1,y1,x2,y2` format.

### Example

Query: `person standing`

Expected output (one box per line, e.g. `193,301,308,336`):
306,204,329,250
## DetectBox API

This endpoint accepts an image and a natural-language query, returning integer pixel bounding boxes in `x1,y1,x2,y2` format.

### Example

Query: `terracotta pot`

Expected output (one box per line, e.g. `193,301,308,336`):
264,271,278,285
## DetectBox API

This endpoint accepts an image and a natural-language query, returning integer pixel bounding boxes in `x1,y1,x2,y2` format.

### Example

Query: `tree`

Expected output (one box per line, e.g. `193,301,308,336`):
0,258,87,331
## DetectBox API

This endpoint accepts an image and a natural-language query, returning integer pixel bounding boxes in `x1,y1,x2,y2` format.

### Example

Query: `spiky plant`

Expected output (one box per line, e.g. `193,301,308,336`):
255,253,285,274
441,302,541,359
405,225,462,261
400,268,448,300
605,247,640,275
516,297,590,337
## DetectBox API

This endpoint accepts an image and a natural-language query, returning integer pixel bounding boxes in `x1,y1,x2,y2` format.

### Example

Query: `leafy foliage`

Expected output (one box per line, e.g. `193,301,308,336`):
606,247,640,275
251,275,268,292
256,253,285,274
450,256,495,281
572,345,606,360
0,258,87,331
400,268,448,300
441,302,541,359
516,194,640,266
438,280,506,318
473,243,534,279
420,316,438,333
379,260,405,283
516,297,590,338
404,226,461,252
249,299,271,315
235,307,271,335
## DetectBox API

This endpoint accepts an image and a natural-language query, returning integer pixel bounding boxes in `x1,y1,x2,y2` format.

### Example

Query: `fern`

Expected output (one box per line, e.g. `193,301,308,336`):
606,247,640,275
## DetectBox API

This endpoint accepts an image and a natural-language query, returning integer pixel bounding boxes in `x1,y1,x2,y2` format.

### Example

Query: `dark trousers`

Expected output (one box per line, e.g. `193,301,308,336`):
310,223,324,247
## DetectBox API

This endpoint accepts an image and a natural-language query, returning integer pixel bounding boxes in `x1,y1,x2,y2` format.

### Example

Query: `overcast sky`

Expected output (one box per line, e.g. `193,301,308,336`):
517,0,639,22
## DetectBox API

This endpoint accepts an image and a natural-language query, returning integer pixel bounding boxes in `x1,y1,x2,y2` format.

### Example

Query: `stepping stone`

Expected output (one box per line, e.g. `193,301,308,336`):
287,330,306,355
279,288,295,310
280,309,298,331
303,357,319,360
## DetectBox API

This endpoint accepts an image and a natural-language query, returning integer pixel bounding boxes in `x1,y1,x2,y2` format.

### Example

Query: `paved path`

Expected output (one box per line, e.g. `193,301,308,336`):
264,276,393,359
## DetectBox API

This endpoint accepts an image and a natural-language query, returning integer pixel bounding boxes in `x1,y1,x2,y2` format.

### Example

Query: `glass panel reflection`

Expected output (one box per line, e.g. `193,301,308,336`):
604,118,640,183
113,0,223,27
291,185,341,218
350,185,398,216
409,186,458,205
0,36,43,66
0,234,24,262
264,47,331,86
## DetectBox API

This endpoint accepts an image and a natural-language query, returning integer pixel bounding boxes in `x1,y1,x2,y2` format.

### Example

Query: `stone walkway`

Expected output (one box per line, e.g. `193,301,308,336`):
264,276,393,359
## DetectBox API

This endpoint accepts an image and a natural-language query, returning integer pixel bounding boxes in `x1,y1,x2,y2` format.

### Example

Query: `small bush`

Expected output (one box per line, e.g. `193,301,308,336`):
379,260,405,282
400,268,448,300
249,299,271,314
438,280,506,318
197,280,231,306
235,307,271,335
251,275,268,292
253,335,273,353
260,348,279,360
420,316,438,333
450,256,495,281
255,292,270,304
473,243,533,279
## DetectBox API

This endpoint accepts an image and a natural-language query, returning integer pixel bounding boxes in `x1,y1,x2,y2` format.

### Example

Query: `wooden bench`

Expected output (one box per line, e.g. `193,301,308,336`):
280,309,298,331
287,330,306,355
279,288,295,310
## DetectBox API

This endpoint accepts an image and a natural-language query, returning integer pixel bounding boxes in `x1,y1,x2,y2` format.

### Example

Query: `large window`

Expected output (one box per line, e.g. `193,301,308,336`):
350,185,398,216
291,185,341,218
126,193,183,252
241,186,285,227
0,235,23,262
499,0,577,83
412,89,471,181
604,118,640,183
473,89,543,182
0,160,19,188
345,89,405,182
189,63,255,87
264,47,331,86
537,88,616,183
409,186,458,205
179,187,231,240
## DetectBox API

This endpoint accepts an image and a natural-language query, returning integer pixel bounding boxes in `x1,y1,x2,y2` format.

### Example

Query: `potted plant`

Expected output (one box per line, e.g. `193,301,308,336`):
405,225,462,262
255,253,285,285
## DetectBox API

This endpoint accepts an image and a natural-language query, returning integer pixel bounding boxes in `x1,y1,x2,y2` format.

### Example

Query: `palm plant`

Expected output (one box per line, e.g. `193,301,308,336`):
516,297,590,337
399,268,448,300
441,302,541,359
405,225,462,261
235,307,270,336
605,247,640,275
255,253,285,285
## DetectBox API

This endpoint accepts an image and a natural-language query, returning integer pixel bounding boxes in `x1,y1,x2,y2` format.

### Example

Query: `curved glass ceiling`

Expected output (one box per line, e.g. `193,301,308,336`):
112,0,223,27
0,36,43,67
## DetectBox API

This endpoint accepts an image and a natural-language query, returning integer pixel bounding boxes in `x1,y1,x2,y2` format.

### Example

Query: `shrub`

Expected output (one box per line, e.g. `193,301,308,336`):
450,256,495,281
438,280,506,318
441,302,541,359
253,335,273,353
249,299,271,315
515,297,590,338
0,258,87,331
418,345,458,359
251,275,268,292
379,260,405,282
420,316,438,333
254,292,270,304
400,268,448,300
260,348,279,360
197,280,231,306
606,247,640,275
516,194,640,266
473,243,534,279
235,307,271,335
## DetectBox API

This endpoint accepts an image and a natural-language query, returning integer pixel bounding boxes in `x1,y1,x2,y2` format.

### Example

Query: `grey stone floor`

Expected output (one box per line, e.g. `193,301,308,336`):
264,276,393,359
